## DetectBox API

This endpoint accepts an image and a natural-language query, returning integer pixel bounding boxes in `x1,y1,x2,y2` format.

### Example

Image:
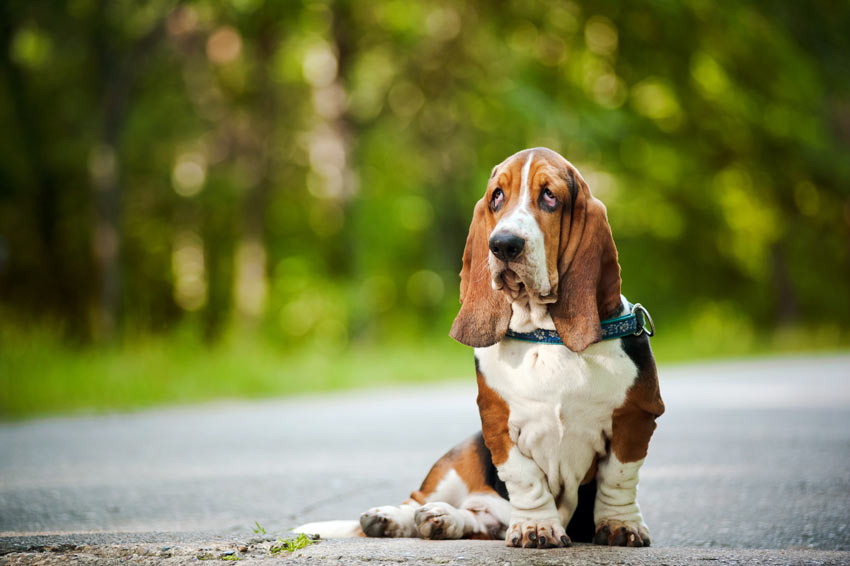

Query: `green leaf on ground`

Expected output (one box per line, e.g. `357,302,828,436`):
270,533,316,554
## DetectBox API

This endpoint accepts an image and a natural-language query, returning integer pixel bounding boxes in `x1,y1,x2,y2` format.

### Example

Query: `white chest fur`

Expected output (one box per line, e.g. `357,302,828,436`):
475,334,638,516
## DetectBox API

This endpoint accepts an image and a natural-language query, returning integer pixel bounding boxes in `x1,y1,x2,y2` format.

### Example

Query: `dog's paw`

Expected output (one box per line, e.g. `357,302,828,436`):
359,506,416,538
414,502,465,539
505,517,570,549
593,519,650,547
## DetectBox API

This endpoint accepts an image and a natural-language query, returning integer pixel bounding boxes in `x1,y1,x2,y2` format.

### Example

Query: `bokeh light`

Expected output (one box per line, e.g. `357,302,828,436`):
206,26,242,65
172,231,207,311
172,152,207,197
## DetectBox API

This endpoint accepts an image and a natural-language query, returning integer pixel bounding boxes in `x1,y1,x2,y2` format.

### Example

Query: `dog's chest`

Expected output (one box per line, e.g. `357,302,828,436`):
475,338,638,485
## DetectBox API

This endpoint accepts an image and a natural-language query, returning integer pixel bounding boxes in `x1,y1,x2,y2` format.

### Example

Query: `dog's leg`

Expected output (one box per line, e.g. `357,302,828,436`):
478,371,569,548
594,335,664,547
361,431,507,539
359,500,421,538
498,446,570,548
414,491,511,540
593,452,649,546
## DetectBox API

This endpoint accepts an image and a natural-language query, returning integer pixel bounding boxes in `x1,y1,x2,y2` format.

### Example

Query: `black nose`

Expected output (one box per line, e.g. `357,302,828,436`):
489,232,525,262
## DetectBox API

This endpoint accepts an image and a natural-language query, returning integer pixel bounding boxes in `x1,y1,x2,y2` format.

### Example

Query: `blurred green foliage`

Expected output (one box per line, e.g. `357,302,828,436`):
1,1,849,417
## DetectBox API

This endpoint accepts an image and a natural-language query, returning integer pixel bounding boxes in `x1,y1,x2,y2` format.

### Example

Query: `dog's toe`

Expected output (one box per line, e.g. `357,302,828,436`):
593,520,648,547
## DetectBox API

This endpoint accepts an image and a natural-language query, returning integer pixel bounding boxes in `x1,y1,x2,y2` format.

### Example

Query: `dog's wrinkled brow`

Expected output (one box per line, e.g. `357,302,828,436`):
565,168,578,205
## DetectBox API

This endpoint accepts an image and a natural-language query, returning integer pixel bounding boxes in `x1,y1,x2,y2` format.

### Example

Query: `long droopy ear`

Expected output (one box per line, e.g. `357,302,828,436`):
450,199,511,347
549,178,622,352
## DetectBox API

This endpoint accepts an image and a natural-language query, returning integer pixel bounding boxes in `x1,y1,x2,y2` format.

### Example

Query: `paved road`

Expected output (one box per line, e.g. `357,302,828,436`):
1,354,849,558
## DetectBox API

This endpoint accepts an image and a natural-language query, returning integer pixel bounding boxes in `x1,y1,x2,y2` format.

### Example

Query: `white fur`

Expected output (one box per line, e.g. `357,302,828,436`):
509,294,556,332
520,150,534,194
292,519,361,538
429,469,469,505
490,152,551,297
475,311,642,529
594,453,648,529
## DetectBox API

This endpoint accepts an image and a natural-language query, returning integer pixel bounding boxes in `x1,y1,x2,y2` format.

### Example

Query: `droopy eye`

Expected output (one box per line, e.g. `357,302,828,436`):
491,187,505,210
540,186,558,211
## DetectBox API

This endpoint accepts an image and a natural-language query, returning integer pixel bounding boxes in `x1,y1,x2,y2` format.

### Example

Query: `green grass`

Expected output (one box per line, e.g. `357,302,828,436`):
650,316,850,363
1,319,847,420
270,533,316,554
0,325,473,420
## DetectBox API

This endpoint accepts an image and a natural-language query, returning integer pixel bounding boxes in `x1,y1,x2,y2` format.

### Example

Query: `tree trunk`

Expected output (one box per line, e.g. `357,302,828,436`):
0,7,79,334
232,27,277,326
771,242,798,326
90,1,168,340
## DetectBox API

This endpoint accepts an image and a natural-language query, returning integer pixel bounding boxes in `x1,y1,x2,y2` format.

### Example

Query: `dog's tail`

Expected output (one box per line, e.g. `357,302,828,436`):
292,520,364,538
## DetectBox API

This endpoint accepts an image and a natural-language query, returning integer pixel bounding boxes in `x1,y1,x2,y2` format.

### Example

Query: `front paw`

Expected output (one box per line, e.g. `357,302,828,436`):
414,503,464,539
505,517,570,549
593,520,650,547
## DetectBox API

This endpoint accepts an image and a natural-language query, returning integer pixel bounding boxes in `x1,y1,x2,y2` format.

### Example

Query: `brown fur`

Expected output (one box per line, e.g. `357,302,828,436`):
610,346,665,463
475,367,512,466
449,198,511,347
410,434,500,504
548,175,622,352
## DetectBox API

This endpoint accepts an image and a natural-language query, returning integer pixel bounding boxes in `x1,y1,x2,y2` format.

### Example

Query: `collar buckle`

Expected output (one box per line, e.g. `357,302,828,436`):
632,303,655,337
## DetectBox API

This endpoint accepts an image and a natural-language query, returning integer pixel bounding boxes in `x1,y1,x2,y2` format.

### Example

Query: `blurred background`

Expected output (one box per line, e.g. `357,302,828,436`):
1,0,849,419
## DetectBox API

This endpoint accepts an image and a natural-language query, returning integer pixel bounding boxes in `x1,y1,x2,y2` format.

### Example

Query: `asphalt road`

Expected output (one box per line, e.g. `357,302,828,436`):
1,353,849,561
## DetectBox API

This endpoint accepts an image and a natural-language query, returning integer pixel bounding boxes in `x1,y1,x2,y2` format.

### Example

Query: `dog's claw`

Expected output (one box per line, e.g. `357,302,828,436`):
507,518,566,550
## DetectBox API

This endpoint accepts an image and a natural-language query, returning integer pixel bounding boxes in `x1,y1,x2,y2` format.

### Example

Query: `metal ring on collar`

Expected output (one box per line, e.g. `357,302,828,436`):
632,303,655,337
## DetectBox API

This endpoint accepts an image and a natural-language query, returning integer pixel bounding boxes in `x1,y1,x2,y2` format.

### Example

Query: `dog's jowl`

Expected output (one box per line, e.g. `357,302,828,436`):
296,148,664,549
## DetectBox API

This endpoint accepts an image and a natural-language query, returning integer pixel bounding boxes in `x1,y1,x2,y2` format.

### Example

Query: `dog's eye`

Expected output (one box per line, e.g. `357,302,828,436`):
491,188,505,211
540,187,558,211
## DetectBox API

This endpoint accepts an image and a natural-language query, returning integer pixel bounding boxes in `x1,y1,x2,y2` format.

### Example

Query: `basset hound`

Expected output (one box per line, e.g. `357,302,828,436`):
296,148,665,549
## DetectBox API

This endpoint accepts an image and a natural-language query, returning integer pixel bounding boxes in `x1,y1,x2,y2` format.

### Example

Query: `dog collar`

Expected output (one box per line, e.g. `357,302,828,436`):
503,297,655,345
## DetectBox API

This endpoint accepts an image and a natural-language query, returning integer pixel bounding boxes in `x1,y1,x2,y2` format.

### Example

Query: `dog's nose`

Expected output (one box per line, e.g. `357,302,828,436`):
489,232,525,262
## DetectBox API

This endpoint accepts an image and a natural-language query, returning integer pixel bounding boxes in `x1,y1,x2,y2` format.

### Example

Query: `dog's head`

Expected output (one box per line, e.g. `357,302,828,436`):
449,148,621,352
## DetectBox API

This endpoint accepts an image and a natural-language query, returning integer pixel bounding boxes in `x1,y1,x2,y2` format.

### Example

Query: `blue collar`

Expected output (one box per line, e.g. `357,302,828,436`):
503,297,655,345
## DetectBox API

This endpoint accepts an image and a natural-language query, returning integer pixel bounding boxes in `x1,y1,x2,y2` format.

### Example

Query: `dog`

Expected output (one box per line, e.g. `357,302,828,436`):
295,148,664,549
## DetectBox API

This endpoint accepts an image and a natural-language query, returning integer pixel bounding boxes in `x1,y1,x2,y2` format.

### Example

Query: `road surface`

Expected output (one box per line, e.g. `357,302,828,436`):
1,353,849,563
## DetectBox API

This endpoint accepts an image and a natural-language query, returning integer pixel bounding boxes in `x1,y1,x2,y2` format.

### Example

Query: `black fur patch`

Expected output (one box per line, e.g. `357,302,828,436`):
566,168,578,206
620,332,654,374
566,480,597,542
